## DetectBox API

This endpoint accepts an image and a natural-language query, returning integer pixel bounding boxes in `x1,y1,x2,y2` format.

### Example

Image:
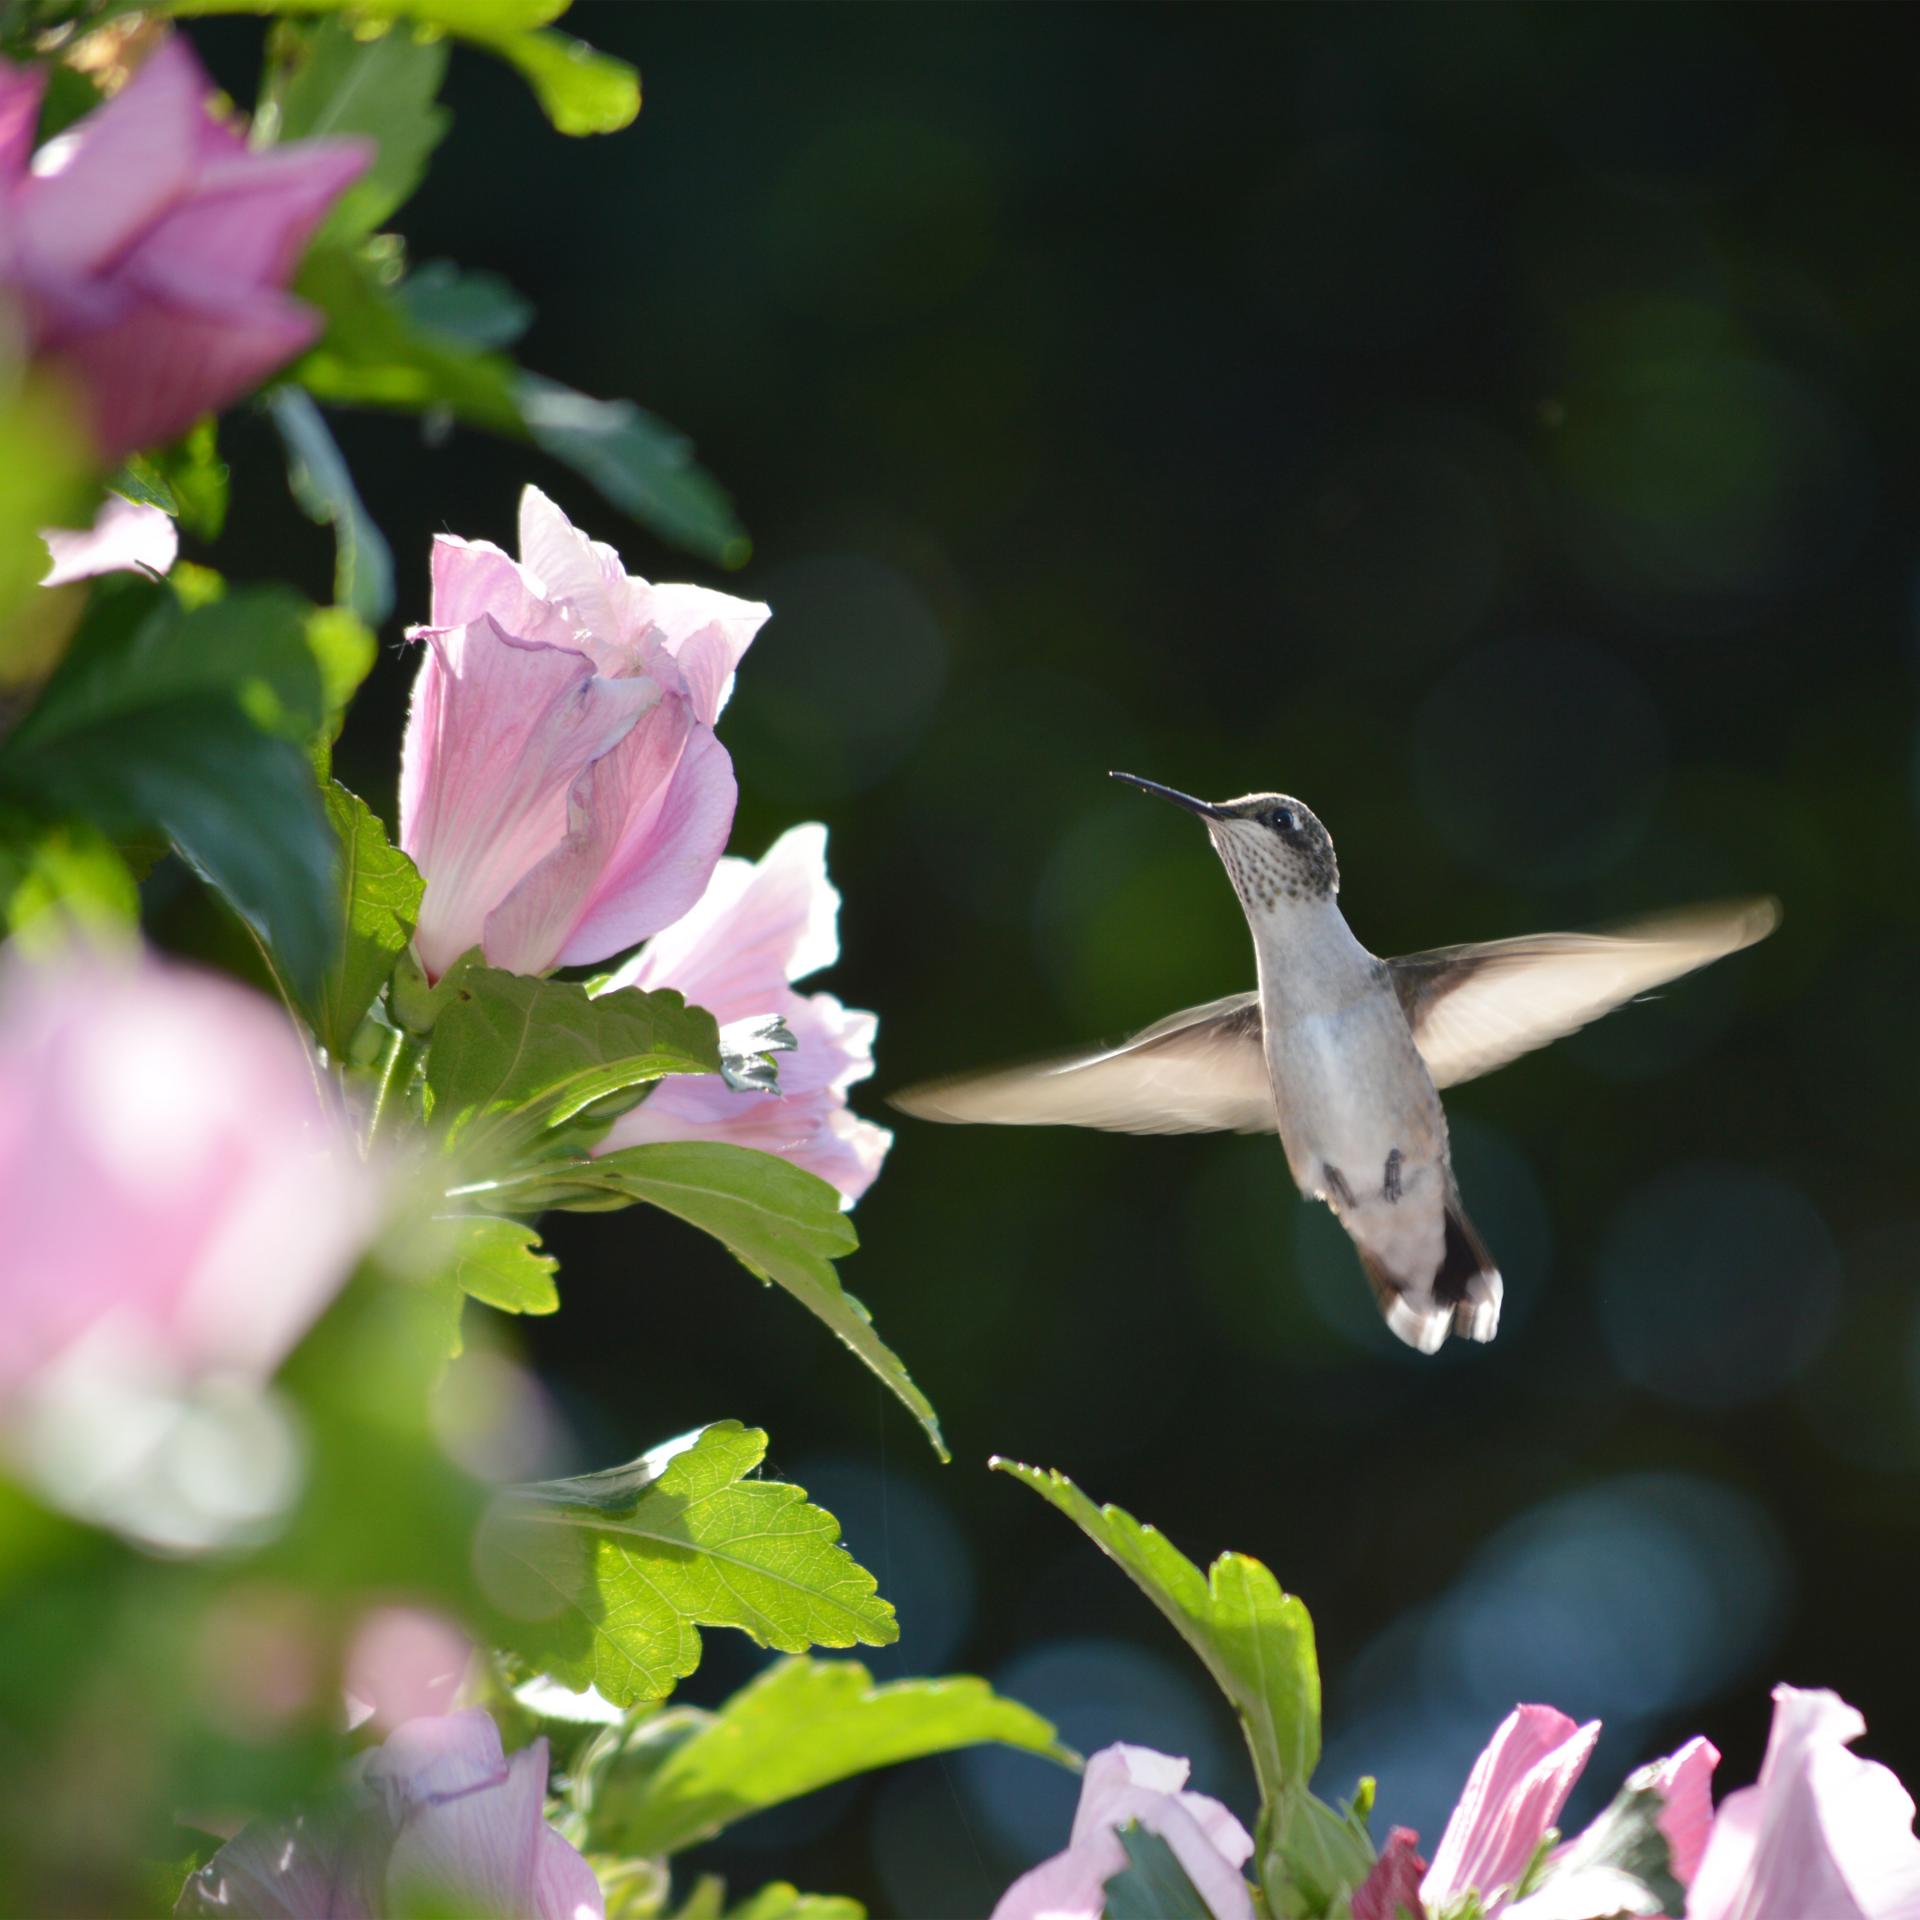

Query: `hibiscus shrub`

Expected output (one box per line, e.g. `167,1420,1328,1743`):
3,8,1917,1920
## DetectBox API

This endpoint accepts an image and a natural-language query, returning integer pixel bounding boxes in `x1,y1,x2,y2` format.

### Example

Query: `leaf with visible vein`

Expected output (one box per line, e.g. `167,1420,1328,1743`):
312,783,420,1055
446,1216,558,1316
1104,1825,1223,1920
548,1143,946,1461
990,1461,1318,1807
422,958,720,1167
586,1655,1072,1857
479,1423,896,1707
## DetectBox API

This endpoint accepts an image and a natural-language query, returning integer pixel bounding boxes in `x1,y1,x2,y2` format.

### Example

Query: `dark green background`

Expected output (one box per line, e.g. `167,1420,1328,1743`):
194,5,1920,1913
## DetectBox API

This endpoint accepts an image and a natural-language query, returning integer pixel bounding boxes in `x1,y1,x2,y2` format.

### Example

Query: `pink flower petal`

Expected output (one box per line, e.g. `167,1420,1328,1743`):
518,483,631,652
0,58,47,179
992,1744,1254,1920
1634,1735,1720,1890
1422,1707,1600,1911
174,1807,374,1919
46,287,321,464
1354,1828,1428,1920
126,135,371,290
400,618,661,978
16,38,203,277
384,1737,551,1918
640,579,770,724
1688,1687,1920,1920
609,824,841,1011
427,535,567,648
541,719,739,969
40,494,178,585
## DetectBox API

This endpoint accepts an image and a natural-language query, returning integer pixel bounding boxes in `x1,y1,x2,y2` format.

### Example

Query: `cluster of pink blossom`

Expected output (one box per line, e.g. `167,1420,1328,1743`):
999,1688,1920,1920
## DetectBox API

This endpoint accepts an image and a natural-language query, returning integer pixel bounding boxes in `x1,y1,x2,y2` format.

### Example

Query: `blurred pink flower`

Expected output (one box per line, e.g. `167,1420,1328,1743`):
0,945,373,1415
177,1708,602,1920
0,41,368,462
990,1743,1255,1920
594,823,891,1205
1353,1828,1426,1920
1682,1687,1920,1920
343,1607,474,1735
40,493,177,585
400,486,767,979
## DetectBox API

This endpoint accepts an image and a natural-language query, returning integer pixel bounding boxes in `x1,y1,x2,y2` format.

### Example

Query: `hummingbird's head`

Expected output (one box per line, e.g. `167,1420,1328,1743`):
1110,774,1339,909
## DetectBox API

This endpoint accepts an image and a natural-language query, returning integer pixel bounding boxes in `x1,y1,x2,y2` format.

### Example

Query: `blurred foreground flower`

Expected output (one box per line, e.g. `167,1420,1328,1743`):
594,822,891,1204
990,1742,1255,1920
1357,1686,1920,1920
0,946,376,1545
400,486,767,978
177,1707,603,1919
39,492,177,585
0,40,368,463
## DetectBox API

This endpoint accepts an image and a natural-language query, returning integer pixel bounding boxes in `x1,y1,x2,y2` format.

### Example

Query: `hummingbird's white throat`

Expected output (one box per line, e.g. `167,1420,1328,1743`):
1207,817,1339,915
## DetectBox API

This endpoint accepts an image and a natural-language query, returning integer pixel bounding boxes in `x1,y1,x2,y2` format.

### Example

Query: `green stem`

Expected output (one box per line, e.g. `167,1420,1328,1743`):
366,1027,423,1153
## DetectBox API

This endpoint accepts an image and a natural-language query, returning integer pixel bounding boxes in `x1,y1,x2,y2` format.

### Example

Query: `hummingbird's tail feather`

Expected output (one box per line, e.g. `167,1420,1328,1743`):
1351,1197,1503,1353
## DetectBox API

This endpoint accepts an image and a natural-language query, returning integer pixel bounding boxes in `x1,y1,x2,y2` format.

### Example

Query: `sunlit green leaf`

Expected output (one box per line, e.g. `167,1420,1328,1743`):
291,246,523,430
991,1461,1375,1919
304,605,378,740
583,1655,1070,1858
724,1888,863,1920
477,24,638,136
0,812,138,951
0,382,96,632
140,419,229,541
422,959,721,1169
551,1143,948,1461
312,782,421,1054
273,16,450,244
990,1461,1319,1805
164,0,637,135
269,388,395,624
478,1422,896,1706
521,376,748,568
444,1215,559,1316
110,457,179,517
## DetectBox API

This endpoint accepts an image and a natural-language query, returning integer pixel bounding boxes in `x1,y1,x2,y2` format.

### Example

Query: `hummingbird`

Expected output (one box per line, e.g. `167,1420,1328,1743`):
892,773,1779,1353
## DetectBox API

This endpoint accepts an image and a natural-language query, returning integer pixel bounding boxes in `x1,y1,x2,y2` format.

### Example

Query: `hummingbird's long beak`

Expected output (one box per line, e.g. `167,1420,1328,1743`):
1109,771,1227,819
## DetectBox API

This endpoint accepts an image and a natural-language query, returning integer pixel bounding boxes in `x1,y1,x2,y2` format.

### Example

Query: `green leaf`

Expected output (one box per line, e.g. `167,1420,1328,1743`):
269,389,395,624
305,606,378,741
725,1889,863,1920
557,1143,947,1462
399,260,534,349
291,246,523,430
312,783,421,1054
0,585,336,997
422,959,721,1168
477,1422,897,1707
272,17,450,245
140,419,229,541
444,1216,559,1316
521,375,749,568
110,457,179,517
12,581,327,746
473,24,639,136
0,382,96,631
585,1655,1071,1857
1104,1825,1226,1920
989,1462,1319,1809
0,813,138,951
1522,1781,1686,1920
164,0,637,134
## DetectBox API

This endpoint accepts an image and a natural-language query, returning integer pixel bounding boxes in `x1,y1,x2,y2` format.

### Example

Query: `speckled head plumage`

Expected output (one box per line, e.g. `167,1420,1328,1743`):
1108,774,1339,906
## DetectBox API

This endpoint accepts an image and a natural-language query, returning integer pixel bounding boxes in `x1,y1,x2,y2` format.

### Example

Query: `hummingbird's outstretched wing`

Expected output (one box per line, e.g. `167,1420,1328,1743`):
1389,897,1780,1090
888,992,1275,1134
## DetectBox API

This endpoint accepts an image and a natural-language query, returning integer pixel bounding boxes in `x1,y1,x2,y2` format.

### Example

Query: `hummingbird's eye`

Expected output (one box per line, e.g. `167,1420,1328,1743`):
1265,807,1297,835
